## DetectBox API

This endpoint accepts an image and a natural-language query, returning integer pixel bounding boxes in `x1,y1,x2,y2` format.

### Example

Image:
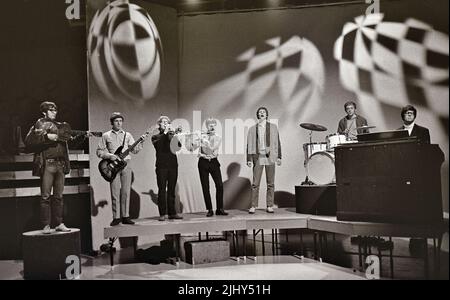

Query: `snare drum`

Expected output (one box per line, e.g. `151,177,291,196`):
306,151,335,185
303,142,327,161
326,133,346,151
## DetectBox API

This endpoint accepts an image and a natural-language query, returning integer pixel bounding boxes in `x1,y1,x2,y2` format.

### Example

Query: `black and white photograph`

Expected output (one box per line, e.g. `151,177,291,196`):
0,0,448,284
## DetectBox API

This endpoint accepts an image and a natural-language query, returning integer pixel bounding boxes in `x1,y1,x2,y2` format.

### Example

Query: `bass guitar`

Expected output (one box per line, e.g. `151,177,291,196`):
98,126,156,182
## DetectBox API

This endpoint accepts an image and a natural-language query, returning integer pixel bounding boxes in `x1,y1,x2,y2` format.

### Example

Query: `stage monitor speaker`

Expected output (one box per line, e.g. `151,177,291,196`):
295,185,337,216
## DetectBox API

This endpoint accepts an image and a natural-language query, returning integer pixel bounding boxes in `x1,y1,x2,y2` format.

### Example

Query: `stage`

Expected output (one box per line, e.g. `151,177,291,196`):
105,208,445,240
104,208,446,278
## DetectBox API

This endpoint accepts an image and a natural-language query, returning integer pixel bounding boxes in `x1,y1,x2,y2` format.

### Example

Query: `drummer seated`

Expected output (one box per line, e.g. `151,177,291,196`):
337,101,369,140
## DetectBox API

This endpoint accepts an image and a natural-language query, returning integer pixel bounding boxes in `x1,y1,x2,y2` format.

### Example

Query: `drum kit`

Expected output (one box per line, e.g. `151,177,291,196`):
299,123,375,185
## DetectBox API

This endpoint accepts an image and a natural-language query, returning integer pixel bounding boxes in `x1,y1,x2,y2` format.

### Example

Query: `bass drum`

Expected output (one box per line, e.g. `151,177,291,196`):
306,151,335,185
302,142,327,161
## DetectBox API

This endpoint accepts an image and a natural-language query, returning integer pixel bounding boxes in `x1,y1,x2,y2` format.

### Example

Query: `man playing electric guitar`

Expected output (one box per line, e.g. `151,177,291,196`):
25,101,83,234
96,112,148,226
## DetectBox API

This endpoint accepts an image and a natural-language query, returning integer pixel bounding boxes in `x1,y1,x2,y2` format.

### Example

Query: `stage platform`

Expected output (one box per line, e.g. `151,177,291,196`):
104,208,446,278
104,208,445,240
104,208,308,239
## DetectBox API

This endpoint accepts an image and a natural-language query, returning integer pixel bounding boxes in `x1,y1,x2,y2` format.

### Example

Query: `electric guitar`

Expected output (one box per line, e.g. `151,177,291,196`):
24,121,102,153
55,122,103,141
98,126,156,182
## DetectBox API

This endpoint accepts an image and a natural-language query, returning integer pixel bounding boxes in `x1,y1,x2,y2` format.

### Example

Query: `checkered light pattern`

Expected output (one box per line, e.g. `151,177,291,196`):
87,0,162,104
334,13,449,118
235,36,325,119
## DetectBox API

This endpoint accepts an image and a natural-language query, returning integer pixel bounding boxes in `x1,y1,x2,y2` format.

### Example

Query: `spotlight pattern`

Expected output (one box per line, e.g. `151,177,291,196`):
87,0,163,104
334,13,449,119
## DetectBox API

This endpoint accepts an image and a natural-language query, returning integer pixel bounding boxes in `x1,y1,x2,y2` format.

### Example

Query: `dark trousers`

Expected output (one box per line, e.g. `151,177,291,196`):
198,158,224,211
156,167,178,216
40,160,65,226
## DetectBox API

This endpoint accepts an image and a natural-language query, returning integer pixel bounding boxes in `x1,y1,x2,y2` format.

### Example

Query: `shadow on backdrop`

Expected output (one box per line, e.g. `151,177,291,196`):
223,162,251,210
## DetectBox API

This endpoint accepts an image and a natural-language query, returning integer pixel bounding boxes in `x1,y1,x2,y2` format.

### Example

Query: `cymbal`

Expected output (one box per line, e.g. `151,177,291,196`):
300,123,327,132
356,125,376,130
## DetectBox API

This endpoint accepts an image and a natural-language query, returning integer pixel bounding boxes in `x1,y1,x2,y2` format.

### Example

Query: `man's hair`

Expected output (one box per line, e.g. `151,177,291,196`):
344,101,357,111
157,115,171,124
40,101,57,113
205,118,217,127
401,105,417,121
110,112,124,124
256,107,269,119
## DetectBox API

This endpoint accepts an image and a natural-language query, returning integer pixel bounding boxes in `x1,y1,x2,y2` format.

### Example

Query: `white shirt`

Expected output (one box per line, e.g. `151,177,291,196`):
96,129,142,161
257,120,267,154
199,133,221,160
403,122,415,136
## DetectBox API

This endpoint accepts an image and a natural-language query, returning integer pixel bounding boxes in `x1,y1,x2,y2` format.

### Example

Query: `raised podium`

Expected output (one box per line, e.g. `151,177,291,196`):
22,228,81,280
335,140,444,224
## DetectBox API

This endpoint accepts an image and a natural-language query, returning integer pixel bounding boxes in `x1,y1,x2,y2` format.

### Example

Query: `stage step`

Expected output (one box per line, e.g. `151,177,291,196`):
0,153,89,163
0,169,90,180
0,185,90,198
0,152,91,198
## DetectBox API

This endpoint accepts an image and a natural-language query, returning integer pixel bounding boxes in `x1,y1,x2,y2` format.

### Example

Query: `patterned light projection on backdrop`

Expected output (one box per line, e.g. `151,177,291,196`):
334,13,449,132
87,0,163,104
194,36,325,124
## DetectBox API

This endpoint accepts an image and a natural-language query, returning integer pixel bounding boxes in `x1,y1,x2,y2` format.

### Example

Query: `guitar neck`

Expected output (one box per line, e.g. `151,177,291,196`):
118,136,144,159
70,130,88,136
116,126,156,159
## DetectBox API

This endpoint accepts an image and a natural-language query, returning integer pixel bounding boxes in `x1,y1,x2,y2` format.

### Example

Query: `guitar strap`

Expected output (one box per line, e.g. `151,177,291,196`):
121,132,127,149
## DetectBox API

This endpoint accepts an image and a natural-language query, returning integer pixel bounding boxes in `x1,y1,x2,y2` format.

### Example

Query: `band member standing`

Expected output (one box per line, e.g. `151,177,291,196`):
196,118,228,217
398,105,431,144
152,116,183,221
246,107,282,214
96,112,146,226
337,101,369,140
25,101,71,234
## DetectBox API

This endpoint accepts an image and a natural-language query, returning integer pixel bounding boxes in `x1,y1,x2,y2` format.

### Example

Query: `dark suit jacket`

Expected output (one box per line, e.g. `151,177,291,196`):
398,123,431,144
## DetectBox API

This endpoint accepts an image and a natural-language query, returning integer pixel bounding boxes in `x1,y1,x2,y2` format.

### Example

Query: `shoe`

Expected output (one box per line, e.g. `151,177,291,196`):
158,215,166,221
248,207,256,214
121,217,135,225
206,210,214,217
216,209,228,216
266,206,274,213
168,214,183,220
110,218,121,226
42,225,52,234
55,223,71,232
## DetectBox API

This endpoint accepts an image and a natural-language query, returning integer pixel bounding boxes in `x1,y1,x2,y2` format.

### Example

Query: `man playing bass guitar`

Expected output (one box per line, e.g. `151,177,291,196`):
96,112,148,226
